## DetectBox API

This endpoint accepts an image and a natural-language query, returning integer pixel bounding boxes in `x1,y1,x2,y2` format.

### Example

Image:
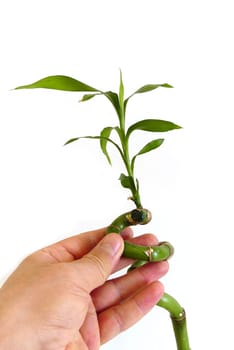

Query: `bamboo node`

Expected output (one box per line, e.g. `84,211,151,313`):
145,246,154,261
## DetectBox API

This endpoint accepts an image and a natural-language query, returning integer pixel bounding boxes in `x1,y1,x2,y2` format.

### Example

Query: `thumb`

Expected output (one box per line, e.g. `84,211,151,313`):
75,233,124,292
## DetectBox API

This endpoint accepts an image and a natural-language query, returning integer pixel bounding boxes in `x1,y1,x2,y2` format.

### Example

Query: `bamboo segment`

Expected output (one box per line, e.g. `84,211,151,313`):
106,210,191,350
157,293,191,350
123,241,173,261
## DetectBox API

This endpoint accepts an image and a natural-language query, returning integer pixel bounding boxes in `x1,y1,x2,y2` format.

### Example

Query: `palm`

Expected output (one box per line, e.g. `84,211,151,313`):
0,227,167,350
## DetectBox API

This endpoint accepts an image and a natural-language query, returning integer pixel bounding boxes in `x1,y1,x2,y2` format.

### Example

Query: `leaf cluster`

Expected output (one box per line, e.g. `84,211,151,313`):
15,72,181,208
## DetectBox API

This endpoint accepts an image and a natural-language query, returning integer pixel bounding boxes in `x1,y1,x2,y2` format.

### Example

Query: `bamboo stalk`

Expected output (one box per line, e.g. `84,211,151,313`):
157,293,191,350
106,209,191,349
123,241,173,261
106,209,173,261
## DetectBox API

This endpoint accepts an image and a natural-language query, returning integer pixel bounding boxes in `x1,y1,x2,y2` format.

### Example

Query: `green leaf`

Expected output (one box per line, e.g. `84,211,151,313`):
124,83,173,110
136,138,164,156
80,91,121,118
100,127,114,165
131,139,164,171
119,173,135,191
64,137,79,145
64,135,124,162
133,83,173,94
103,91,120,118
127,119,182,138
15,75,122,121
15,75,99,92
80,93,101,102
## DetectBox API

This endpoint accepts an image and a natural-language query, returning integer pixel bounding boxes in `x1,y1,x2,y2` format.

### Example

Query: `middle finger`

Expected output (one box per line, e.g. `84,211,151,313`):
92,259,168,312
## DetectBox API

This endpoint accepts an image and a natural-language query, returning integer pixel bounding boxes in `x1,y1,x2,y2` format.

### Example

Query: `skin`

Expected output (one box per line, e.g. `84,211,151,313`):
0,228,168,350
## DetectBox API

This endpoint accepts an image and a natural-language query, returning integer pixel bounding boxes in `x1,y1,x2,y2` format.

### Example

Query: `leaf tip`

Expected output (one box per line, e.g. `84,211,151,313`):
107,157,112,166
63,137,78,146
175,124,183,129
14,85,23,90
164,83,174,88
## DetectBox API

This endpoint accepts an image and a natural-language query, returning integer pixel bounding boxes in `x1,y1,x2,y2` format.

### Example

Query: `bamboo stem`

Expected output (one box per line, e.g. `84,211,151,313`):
106,210,191,349
123,241,173,261
157,293,191,350
106,209,173,261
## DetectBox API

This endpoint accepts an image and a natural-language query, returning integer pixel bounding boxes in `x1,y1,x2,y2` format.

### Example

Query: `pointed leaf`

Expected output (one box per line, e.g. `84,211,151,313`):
64,137,79,145
103,91,120,118
100,127,114,165
15,75,99,92
119,173,135,192
137,138,164,156
131,139,164,171
63,135,124,162
127,119,182,138
134,83,173,94
80,93,101,102
114,126,125,145
80,91,121,118
124,83,173,110
15,75,122,118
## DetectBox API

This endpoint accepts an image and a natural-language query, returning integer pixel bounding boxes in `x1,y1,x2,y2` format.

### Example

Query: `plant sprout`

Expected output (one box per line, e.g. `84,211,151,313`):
15,72,191,350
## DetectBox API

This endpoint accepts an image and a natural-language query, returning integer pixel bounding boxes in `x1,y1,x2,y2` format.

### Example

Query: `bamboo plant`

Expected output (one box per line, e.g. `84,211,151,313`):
15,72,191,350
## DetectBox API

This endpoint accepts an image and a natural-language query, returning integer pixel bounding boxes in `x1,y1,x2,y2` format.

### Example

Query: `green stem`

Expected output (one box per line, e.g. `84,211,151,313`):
114,89,142,207
124,140,142,207
157,293,191,350
106,209,173,261
123,241,173,261
106,208,151,233
106,210,191,350
119,125,142,207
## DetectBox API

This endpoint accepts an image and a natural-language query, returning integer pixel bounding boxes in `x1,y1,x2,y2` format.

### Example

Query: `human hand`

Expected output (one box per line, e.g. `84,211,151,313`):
0,228,168,350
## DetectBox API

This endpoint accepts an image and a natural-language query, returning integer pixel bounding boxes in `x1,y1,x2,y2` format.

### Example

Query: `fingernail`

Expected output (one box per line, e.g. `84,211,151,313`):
101,234,123,257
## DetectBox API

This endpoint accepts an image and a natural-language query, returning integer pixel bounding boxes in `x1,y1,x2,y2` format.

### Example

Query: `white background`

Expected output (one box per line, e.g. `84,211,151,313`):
0,1,233,349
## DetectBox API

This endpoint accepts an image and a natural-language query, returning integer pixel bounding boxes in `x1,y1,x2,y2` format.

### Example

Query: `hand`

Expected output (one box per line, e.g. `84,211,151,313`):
0,228,168,350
